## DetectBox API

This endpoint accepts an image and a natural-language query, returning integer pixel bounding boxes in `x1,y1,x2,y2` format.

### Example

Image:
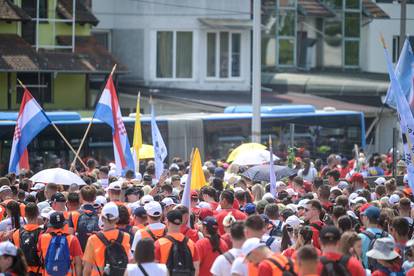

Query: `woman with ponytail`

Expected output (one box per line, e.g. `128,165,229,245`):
0,241,28,275
196,216,228,276
0,201,25,232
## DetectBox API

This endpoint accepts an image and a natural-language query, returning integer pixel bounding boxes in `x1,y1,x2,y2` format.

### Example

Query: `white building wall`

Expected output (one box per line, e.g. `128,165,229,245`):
361,3,414,73
92,0,252,91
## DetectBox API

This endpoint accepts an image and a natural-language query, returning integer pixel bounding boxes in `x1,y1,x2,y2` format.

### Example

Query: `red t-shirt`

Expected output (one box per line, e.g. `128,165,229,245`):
317,252,365,276
195,238,228,276
407,268,414,276
221,233,232,249
181,225,200,243
215,209,247,235
309,221,324,249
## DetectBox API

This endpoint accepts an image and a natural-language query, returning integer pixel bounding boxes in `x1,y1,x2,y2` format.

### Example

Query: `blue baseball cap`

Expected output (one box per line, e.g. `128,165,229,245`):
243,203,256,215
362,206,380,221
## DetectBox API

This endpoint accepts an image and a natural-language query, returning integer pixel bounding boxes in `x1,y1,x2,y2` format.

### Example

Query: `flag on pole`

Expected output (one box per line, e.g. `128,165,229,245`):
383,39,414,190
9,88,51,174
190,148,207,190
95,75,134,176
385,38,414,111
269,137,277,196
151,103,167,179
181,149,194,227
132,93,143,172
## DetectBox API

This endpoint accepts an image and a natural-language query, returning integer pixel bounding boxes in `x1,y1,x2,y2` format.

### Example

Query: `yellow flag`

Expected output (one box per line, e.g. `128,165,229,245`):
191,148,207,190
133,93,143,161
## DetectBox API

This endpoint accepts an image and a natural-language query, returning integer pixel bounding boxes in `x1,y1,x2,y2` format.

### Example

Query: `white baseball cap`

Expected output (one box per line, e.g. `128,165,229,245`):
285,215,304,228
297,199,310,209
389,194,400,205
40,207,53,219
37,201,51,213
94,195,107,207
197,201,212,209
107,181,122,191
144,201,162,217
140,194,154,205
0,241,17,256
101,202,119,220
161,197,176,207
350,196,367,205
374,177,386,185
31,183,45,191
241,238,266,257
0,186,11,193
262,193,275,201
286,188,298,197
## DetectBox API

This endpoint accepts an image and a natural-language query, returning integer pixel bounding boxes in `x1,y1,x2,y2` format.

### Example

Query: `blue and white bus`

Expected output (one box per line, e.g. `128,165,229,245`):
0,105,365,172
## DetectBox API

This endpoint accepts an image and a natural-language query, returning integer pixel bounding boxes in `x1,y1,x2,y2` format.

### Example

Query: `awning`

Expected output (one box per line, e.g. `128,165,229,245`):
298,0,335,17
362,0,389,19
0,0,31,22
198,18,252,30
0,34,126,73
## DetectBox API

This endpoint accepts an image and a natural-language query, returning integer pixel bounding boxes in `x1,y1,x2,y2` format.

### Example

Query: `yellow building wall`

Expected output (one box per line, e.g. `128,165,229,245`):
45,74,86,110
0,73,8,110
0,22,18,34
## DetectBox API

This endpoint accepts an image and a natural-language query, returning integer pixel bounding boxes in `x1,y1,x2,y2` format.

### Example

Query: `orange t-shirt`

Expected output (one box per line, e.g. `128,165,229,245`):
154,232,199,264
83,229,131,276
12,224,43,274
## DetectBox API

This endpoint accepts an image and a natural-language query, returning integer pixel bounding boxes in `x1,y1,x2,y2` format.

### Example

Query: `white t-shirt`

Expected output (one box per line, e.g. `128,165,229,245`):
261,234,281,253
0,217,26,232
126,263,168,276
131,222,166,252
297,168,318,182
211,248,242,276
231,256,248,276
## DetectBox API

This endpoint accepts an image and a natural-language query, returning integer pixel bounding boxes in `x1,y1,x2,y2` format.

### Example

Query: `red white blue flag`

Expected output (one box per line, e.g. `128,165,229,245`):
95,76,134,176
9,89,50,174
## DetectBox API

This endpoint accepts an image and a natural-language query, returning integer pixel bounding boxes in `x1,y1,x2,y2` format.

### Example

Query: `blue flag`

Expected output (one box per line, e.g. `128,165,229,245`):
383,43,414,190
151,104,167,179
181,156,193,227
385,38,414,111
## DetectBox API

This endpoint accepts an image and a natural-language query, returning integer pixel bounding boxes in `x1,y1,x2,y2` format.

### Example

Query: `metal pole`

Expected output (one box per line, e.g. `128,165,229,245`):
36,0,39,51
399,0,406,53
72,0,76,53
251,0,262,143
290,123,295,148
392,127,397,179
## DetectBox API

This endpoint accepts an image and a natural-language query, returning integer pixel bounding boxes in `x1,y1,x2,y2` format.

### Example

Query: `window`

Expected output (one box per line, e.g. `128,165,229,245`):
276,0,297,66
156,31,193,79
92,31,111,51
393,36,400,63
16,73,52,104
39,0,48,19
206,32,241,78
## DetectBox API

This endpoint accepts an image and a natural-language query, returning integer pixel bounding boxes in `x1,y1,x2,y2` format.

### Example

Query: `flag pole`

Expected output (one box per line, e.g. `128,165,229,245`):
17,79,87,169
70,64,117,168
380,34,414,166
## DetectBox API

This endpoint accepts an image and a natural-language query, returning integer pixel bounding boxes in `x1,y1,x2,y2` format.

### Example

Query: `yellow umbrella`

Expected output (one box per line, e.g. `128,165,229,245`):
227,143,266,163
130,144,154,159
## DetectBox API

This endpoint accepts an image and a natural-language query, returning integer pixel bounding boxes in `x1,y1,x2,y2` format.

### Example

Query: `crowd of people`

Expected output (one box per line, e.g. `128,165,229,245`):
0,150,413,276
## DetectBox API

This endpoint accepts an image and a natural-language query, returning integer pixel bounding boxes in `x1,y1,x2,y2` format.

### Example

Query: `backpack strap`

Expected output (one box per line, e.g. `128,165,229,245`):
146,228,158,240
138,264,149,276
310,223,322,231
361,230,375,240
96,232,110,247
223,252,235,265
265,236,275,248
266,256,295,274
116,231,124,244
338,255,350,267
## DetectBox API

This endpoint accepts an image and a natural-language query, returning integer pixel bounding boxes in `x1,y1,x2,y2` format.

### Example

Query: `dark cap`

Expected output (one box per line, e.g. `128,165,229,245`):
203,216,218,229
133,206,147,218
48,212,67,229
143,175,152,182
243,203,256,215
320,225,341,243
51,193,66,203
214,167,225,179
125,187,140,197
362,206,380,221
167,209,183,225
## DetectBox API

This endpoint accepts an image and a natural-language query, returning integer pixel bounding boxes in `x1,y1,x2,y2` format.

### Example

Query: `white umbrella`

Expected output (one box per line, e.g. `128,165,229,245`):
30,168,86,186
232,149,279,166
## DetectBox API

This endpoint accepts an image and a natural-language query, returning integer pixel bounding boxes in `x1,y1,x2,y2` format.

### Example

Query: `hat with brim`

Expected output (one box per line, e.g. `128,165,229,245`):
366,237,400,260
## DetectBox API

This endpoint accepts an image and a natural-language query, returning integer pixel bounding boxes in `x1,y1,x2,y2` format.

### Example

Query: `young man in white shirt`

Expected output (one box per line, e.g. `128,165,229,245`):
211,221,245,276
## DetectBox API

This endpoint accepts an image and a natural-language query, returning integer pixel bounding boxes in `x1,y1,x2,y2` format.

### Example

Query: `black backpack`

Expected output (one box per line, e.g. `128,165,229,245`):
165,235,195,276
72,210,100,251
96,231,128,276
266,257,297,276
269,221,283,237
19,228,42,267
320,255,350,276
361,230,388,270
